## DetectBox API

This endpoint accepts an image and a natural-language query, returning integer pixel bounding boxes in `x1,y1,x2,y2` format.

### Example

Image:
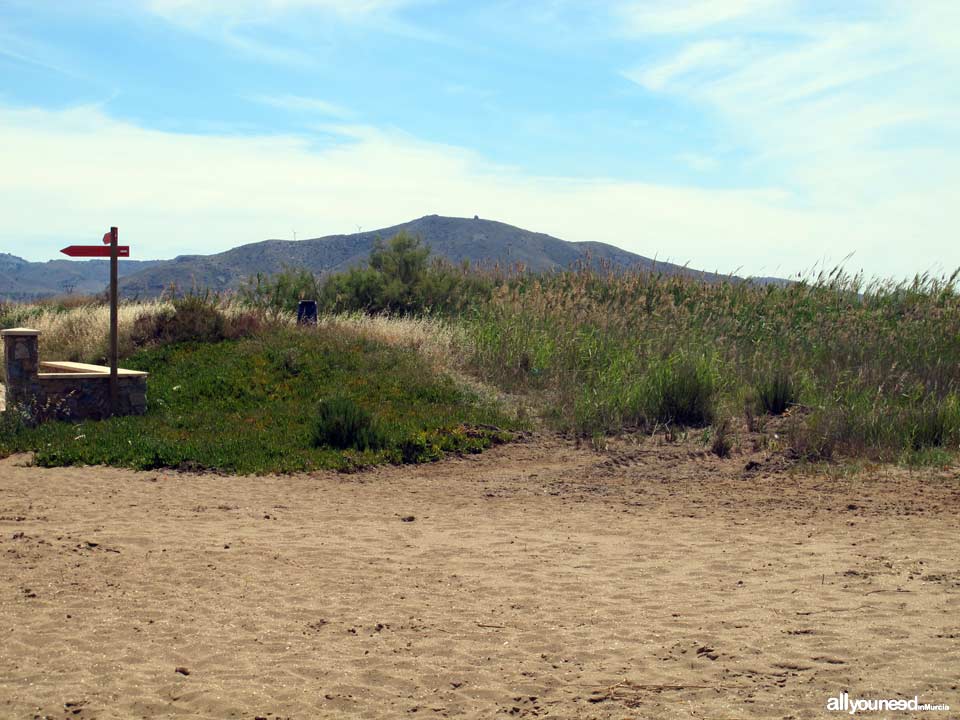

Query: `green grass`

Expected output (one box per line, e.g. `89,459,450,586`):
312,395,386,451
463,267,960,462
755,367,798,415
0,328,516,473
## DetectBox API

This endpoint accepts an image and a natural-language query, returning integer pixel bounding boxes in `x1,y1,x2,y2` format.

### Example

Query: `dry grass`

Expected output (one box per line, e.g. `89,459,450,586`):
314,312,514,411
0,300,464,384
317,312,461,372
1,301,167,381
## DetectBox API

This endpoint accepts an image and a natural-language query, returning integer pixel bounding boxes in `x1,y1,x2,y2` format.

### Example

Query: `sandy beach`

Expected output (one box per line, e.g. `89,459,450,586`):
1,435,958,719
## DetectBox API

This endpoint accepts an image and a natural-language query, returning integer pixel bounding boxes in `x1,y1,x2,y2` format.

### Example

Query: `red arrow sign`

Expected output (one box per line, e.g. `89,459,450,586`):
61,245,130,258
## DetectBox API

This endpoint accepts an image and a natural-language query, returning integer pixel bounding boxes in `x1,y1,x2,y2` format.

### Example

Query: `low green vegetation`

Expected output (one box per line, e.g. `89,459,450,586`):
313,395,386,451
754,367,798,416
4,232,960,470
0,328,514,473
464,267,960,462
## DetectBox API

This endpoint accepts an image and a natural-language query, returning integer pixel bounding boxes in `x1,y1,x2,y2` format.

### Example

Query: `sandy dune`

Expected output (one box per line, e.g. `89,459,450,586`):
1,436,958,719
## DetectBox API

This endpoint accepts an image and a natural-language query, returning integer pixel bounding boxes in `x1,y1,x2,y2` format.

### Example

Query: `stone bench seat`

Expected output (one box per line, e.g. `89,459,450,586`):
39,361,149,378
2,327,149,420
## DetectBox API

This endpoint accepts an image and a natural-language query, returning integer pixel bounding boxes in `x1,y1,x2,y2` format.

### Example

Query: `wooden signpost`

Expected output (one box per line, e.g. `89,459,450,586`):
60,226,125,415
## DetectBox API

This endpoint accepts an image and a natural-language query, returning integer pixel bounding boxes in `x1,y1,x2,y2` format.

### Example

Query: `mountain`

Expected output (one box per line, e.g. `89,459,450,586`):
0,252,164,301
116,215,734,298
1,216,740,300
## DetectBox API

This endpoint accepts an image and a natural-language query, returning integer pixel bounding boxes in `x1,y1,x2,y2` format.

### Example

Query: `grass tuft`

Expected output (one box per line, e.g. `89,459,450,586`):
710,417,733,458
642,353,717,427
313,396,385,451
755,367,798,415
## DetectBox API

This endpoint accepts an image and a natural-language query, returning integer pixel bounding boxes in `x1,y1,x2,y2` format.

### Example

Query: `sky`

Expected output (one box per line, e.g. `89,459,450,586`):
1,0,958,279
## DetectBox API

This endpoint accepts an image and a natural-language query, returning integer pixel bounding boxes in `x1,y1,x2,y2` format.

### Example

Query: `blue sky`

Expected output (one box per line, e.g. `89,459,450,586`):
1,0,958,278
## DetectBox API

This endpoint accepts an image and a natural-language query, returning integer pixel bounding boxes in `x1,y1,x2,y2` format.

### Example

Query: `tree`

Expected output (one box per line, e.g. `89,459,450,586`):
320,232,432,315
369,232,430,287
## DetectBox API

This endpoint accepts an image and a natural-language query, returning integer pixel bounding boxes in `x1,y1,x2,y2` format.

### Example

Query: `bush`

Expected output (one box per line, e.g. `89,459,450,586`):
399,431,443,463
642,353,717,427
312,396,386,451
320,232,433,315
124,311,166,353
788,410,838,462
711,416,733,457
904,396,960,450
163,293,226,344
239,268,323,314
240,233,493,318
320,233,493,316
223,311,263,340
756,367,797,415
124,294,227,352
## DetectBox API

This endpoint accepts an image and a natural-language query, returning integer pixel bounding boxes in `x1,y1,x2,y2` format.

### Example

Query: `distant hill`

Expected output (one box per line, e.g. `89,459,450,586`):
1,216,746,300
0,253,163,301
116,215,735,298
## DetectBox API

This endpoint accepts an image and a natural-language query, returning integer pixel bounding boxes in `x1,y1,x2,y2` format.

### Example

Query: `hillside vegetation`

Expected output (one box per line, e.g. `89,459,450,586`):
3,232,960,471
0,302,513,473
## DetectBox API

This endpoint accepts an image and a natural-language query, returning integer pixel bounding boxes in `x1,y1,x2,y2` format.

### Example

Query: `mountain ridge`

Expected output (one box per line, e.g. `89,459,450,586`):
1,216,748,300
0,252,164,301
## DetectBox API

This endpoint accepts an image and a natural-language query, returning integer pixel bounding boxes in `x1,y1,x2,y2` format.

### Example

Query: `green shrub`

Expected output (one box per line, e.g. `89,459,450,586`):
239,268,322,314
163,293,226,344
0,301,15,328
399,431,443,463
0,405,30,440
240,233,493,318
642,353,717,427
904,396,960,450
312,396,386,451
756,367,797,415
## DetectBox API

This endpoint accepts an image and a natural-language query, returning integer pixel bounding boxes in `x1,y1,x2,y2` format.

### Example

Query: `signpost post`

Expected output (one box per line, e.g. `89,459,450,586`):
60,227,127,416
108,227,119,416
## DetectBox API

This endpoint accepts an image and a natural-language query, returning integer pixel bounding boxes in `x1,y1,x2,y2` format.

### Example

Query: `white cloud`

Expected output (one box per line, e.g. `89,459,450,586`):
619,0,784,34
250,94,351,119
624,39,741,91
139,0,438,65
0,103,956,279
0,25,89,80
146,0,411,25
678,152,718,172
623,3,960,216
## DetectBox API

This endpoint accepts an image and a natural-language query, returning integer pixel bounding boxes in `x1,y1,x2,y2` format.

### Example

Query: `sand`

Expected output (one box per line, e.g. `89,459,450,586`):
1,435,958,719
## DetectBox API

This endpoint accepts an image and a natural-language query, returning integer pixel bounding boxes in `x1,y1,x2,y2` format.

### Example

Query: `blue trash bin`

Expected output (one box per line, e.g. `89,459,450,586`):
297,300,318,325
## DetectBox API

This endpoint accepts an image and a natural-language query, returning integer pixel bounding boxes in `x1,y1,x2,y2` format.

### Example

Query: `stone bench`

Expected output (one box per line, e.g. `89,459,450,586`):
2,328,148,421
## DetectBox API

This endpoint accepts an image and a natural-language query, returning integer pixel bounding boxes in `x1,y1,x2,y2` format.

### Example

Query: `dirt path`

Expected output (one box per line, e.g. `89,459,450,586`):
1,436,958,719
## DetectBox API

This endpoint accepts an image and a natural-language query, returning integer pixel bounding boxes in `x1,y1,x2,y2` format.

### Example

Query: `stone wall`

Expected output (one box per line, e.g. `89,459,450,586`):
3,328,41,410
36,375,148,421
2,328,148,422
